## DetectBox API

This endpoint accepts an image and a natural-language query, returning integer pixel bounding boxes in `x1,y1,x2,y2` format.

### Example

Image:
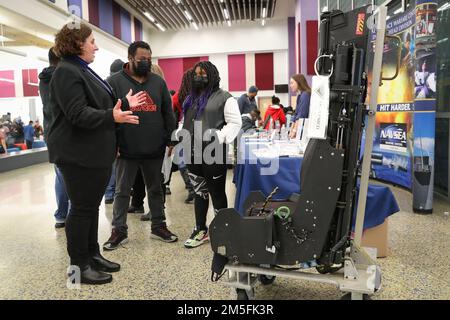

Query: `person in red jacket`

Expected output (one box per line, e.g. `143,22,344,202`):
263,96,286,130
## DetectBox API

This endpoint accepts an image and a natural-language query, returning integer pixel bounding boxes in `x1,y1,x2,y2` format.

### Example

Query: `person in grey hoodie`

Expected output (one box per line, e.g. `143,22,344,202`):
39,47,68,229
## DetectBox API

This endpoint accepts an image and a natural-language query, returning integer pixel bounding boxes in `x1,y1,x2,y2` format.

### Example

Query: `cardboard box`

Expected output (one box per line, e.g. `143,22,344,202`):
361,219,389,258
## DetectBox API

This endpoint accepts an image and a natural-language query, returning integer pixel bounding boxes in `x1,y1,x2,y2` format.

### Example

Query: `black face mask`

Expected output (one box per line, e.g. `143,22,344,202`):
134,60,151,77
193,75,208,92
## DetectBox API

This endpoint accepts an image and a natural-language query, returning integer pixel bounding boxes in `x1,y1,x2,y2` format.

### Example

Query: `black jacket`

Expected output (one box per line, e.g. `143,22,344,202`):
47,58,117,169
39,66,56,141
241,115,256,132
107,67,176,159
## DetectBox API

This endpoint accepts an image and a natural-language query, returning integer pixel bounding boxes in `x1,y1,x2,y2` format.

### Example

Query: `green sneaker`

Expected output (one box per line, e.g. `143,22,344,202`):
184,228,209,249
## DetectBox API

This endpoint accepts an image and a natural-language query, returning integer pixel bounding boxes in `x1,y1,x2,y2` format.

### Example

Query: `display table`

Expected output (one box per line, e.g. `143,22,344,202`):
32,140,47,149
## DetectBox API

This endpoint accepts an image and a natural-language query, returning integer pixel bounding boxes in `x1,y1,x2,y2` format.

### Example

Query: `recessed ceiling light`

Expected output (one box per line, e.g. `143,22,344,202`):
144,12,155,22
223,9,229,19
262,19,265,26
156,23,166,32
184,10,193,21
192,22,199,30
262,8,266,18
227,20,231,27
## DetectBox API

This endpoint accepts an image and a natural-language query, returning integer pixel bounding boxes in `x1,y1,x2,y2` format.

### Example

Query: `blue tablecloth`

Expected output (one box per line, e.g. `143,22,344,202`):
32,140,46,148
233,155,400,230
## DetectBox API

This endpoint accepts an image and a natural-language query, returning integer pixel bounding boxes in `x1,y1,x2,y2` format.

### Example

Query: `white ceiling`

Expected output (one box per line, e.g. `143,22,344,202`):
122,0,296,31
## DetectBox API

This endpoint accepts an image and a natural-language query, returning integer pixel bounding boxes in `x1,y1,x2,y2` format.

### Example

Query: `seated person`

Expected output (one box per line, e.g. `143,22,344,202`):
241,109,261,132
263,96,286,130
0,124,8,154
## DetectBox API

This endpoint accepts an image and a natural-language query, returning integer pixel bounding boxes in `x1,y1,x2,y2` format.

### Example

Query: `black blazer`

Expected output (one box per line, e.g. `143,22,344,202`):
47,58,117,169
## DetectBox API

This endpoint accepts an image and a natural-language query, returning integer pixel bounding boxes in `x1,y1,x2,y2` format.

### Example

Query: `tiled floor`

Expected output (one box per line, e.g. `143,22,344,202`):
0,163,449,300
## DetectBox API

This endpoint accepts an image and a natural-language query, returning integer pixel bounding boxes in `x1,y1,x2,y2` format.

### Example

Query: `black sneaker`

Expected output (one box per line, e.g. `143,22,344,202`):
184,191,195,204
128,206,144,214
140,213,151,221
103,229,128,251
151,225,178,243
55,222,65,229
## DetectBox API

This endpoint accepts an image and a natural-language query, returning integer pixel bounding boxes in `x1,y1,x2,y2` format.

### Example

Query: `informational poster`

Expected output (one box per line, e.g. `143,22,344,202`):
366,7,416,189
364,1,437,213
412,0,437,213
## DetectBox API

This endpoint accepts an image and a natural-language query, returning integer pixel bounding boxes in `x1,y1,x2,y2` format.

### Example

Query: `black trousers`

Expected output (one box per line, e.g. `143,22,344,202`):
131,168,146,208
26,140,33,150
187,163,228,230
130,168,167,209
59,164,111,268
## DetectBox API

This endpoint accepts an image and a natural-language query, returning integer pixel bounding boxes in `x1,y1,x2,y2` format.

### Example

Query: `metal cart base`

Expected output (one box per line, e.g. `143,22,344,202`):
222,245,382,300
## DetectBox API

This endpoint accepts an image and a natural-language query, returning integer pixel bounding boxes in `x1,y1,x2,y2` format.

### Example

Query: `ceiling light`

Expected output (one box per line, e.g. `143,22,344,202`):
227,20,231,27
144,12,155,22
175,0,182,3
156,23,166,32
262,19,265,26
184,10,193,21
438,2,450,11
223,9,229,19
262,8,266,18
0,35,13,42
192,22,199,30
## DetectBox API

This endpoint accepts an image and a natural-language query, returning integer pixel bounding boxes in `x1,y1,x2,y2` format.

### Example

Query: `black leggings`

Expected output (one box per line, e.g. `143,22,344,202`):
187,163,228,231
59,164,111,268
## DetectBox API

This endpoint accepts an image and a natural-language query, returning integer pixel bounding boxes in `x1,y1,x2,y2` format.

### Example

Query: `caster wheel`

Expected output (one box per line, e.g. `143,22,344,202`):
316,265,343,274
258,274,276,285
236,289,249,300
340,293,372,300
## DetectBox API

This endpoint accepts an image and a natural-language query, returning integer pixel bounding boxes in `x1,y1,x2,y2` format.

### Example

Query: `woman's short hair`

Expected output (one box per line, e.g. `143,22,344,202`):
54,23,93,58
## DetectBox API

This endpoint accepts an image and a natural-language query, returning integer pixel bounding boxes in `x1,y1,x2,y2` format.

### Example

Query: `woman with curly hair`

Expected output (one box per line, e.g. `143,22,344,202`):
47,23,145,285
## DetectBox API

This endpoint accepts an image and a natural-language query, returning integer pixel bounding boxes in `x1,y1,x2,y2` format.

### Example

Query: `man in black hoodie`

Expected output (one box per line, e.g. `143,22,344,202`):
39,47,69,229
103,41,178,250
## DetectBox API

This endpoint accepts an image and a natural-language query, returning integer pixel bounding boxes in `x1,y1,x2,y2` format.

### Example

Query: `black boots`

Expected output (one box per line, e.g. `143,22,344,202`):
90,253,121,273
75,265,113,285
68,254,120,285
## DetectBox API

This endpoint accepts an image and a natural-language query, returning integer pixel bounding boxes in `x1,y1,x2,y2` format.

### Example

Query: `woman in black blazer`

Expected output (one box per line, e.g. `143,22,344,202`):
48,23,144,285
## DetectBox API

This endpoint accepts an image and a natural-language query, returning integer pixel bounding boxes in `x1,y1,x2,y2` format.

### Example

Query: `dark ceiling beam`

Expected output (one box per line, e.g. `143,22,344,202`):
197,0,212,26
271,0,276,18
185,0,203,25
157,0,183,29
212,0,224,25
236,0,242,21
205,0,219,26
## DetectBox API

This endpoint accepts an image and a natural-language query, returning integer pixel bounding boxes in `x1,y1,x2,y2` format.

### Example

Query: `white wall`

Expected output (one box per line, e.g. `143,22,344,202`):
148,19,291,107
146,19,289,58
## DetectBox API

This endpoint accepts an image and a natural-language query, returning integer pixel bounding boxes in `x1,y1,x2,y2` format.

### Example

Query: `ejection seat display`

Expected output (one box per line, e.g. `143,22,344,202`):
210,6,374,272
